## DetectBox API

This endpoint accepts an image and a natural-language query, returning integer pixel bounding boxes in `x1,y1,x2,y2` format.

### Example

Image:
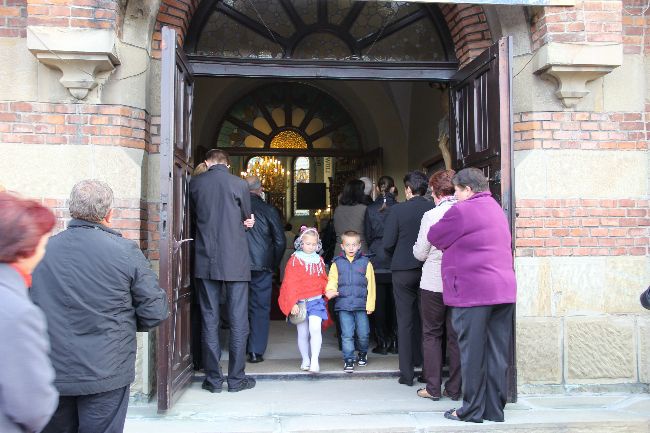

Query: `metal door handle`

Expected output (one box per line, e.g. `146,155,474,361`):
173,238,193,251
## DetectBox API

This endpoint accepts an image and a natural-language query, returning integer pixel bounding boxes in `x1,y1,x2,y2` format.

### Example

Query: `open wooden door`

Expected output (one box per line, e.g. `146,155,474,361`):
449,36,516,401
157,26,195,412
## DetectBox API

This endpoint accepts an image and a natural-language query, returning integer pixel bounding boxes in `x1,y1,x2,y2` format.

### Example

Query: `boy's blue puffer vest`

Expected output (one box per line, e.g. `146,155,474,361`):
333,253,369,311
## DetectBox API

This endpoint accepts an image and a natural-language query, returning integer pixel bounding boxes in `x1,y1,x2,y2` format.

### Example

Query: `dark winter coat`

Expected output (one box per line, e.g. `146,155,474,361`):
190,164,252,281
364,192,397,271
332,253,370,311
383,195,435,271
248,193,286,272
31,219,169,396
641,286,650,309
0,264,58,433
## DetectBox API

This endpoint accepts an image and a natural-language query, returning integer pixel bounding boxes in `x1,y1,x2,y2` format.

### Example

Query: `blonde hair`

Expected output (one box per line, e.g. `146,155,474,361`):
193,162,208,176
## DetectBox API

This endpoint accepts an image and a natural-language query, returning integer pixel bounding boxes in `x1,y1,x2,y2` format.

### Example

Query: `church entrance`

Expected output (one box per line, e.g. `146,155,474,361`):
156,0,514,411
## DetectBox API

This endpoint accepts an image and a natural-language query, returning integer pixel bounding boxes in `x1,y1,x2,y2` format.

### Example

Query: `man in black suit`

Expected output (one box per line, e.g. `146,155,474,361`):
383,171,434,386
190,149,256,393
245,176,285,363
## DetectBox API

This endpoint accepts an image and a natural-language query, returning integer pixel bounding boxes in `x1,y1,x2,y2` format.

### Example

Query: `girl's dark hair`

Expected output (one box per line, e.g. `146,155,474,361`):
377,175,395,212
339,179,365,206
403,171,429,196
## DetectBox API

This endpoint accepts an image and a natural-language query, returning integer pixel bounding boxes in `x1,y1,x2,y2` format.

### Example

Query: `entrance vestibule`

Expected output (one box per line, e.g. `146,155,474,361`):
190,76,452,377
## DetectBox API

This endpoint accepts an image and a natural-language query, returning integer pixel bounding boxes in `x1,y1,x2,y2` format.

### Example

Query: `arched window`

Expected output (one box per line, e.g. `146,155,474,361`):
215,82,362,154
293,157,310,216
185,0,456,64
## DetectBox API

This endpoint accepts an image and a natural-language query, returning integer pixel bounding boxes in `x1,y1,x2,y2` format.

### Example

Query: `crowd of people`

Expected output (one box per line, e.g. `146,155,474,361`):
0,147,521,432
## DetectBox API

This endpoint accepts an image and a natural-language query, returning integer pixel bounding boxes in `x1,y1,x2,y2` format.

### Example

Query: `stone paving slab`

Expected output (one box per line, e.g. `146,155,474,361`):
125,378,650,433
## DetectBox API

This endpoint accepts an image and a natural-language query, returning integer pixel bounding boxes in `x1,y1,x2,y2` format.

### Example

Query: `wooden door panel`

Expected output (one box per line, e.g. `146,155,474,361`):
449,36,515,402
158,26,195,413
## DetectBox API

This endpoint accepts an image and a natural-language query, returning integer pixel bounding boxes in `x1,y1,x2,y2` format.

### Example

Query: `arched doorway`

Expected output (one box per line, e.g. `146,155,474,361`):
157,0,514,411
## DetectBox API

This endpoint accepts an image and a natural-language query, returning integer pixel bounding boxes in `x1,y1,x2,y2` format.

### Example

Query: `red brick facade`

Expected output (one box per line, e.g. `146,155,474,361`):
0,102,148,149
26,0,119,29
513,112,649,151
0,0,26,37
531,0,623,50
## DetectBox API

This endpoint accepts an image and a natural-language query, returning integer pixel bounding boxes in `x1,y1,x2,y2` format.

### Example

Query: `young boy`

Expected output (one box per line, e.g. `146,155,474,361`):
326,231,376,373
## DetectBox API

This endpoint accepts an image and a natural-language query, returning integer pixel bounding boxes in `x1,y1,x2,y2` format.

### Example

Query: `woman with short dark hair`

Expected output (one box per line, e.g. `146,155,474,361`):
383,171,435,385
0,192,58,433
428,167,517,423
333,179,368,257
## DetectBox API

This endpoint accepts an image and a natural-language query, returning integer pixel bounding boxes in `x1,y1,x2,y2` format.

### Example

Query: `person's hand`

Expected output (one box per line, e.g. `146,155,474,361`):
244,214,255,228
291,304,300,315
367,310,373,315
325,291,338,299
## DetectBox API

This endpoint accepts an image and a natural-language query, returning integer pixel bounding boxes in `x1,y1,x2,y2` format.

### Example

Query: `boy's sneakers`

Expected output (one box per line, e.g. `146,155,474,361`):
343,359,355,373
357,352,368,367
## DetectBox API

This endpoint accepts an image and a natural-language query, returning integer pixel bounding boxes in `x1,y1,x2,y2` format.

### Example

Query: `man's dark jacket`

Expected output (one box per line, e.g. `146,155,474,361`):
383,195,434,271
365,192,397,271
190,164,252,281
641,286,650,309
247,193,285,272
31,219,169,396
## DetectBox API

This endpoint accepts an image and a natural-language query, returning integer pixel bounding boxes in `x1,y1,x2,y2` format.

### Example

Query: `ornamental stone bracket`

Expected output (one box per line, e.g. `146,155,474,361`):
27,26,120,100
533,42,622,108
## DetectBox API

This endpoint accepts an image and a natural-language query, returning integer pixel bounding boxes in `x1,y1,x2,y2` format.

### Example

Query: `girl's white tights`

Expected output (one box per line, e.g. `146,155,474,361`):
296,315,323,372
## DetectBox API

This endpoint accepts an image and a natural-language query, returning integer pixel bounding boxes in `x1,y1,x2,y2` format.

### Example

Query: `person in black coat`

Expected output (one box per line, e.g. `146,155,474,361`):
641,286,650,309
383,171,435,386
190,149,257,393
31,180,169,433
245,176,286,363
364,175,398,354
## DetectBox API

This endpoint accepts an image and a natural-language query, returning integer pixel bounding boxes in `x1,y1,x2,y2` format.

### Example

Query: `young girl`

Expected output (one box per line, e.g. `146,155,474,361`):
278,226,329,373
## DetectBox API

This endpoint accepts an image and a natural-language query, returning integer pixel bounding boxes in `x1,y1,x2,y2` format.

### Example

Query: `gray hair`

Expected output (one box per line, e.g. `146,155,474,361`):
69,179,114,223
452,167,489,193
246,176,262,191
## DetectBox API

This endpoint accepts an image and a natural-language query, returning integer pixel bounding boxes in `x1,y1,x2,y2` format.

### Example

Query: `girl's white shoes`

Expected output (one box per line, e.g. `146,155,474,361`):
300,362,310,371
308,364,320,373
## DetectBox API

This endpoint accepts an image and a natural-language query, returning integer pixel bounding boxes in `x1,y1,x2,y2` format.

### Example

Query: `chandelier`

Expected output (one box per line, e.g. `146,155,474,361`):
240,156,287,194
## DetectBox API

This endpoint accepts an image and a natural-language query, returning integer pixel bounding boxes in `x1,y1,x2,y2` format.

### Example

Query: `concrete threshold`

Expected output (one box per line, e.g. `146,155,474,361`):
125,378,650,433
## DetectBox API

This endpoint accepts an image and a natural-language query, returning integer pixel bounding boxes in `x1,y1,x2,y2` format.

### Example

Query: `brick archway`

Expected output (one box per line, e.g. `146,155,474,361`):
151,0,492,65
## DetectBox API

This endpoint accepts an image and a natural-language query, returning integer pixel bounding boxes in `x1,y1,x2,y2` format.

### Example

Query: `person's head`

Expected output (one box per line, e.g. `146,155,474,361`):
339,179,365,206
340,230,361,257
204,149,230,168
246,176,263,196
376,175,395,196
0,192,56,273
359,177,373,197
452,167,489,201
294,226,321,254
193,162,208,176
429,169,456,203
69,180,114,225
403,171,428,199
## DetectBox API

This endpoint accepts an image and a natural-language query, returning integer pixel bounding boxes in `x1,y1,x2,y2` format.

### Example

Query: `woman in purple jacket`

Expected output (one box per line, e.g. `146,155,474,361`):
427,168,516,423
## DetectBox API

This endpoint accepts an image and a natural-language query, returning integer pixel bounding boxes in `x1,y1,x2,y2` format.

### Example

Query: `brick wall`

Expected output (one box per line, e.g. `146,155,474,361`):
152,0,200,59
516,199,649,257
440,3,492,66
26,0,118,29
0,0,26,37
41,197,149,246
0,102,148,149
531,0,623,51
513,112,649,151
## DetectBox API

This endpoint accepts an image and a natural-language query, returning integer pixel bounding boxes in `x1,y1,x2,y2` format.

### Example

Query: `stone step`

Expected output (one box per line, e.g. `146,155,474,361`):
125,378,650,433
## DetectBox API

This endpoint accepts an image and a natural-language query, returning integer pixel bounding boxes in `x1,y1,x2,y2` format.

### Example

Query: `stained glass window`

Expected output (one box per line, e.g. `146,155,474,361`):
188,1,454,63
215,82,361,152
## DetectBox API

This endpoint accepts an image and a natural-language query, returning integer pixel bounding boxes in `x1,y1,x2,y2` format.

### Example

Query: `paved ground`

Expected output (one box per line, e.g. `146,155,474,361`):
125,377,650,433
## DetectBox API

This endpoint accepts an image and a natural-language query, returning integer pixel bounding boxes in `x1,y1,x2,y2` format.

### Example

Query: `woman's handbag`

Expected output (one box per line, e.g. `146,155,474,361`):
288,301,307,325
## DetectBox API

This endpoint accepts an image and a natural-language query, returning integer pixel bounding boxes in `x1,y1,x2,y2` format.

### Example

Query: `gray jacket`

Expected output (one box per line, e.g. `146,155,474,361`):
0,264,58,433
31,219,169,396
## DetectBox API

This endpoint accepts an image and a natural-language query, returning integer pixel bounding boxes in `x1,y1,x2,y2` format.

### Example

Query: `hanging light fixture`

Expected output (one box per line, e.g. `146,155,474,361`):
240,156,287,194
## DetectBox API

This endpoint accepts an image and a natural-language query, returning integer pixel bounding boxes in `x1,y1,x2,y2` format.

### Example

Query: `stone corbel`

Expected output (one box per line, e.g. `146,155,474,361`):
533,42,622,108
27,26,120,100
